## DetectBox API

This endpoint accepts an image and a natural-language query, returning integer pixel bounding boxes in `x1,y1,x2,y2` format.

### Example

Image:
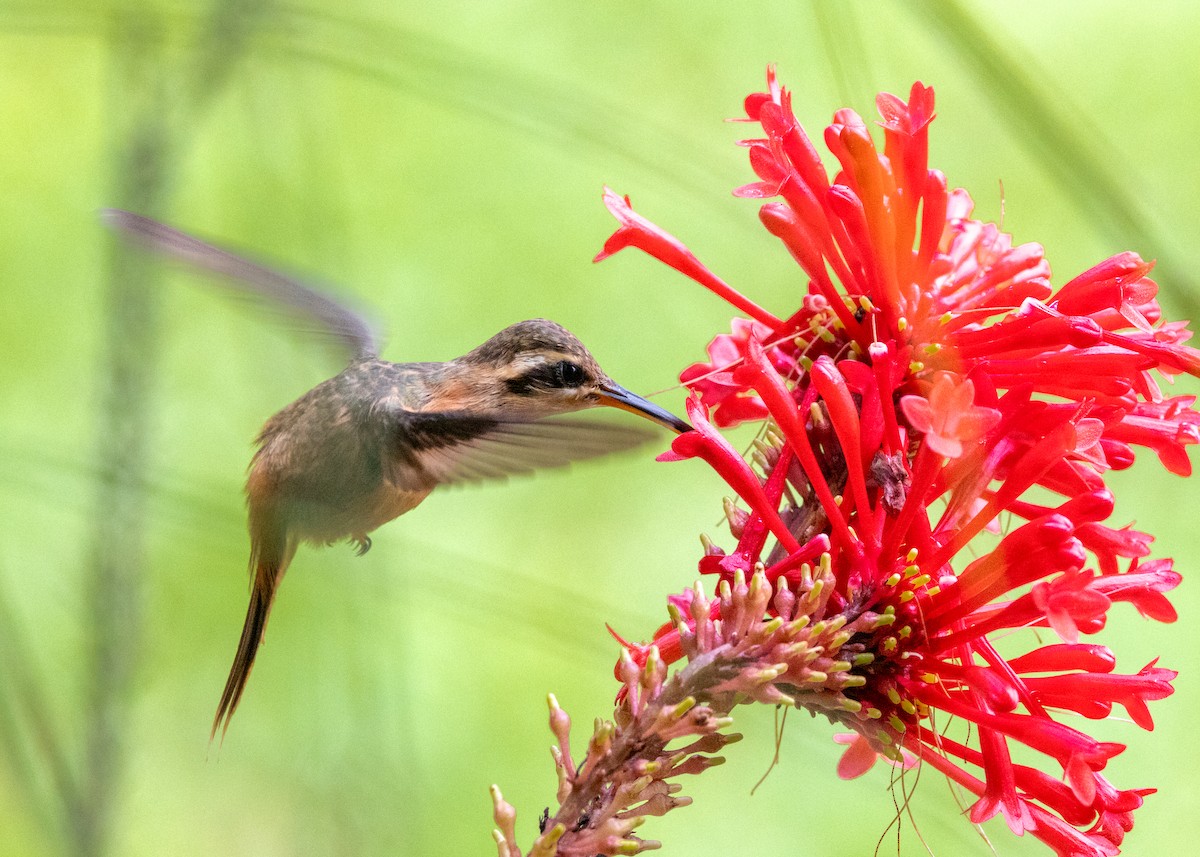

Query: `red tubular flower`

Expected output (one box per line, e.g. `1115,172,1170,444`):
597,69,1196,855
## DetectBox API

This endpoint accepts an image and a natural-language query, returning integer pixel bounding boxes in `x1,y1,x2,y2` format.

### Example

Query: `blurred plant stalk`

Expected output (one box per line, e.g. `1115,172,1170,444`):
74,4,266,855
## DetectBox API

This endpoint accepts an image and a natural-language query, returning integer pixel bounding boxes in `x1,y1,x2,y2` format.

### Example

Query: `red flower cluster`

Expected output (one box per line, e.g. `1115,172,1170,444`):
597,70,1195,856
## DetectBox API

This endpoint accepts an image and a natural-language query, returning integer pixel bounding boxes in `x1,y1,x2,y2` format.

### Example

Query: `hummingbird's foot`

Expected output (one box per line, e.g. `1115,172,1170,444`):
352,535,372,556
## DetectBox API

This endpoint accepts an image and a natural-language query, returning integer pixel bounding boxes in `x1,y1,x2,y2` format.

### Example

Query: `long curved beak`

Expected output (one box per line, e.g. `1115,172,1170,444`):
598,382,692,434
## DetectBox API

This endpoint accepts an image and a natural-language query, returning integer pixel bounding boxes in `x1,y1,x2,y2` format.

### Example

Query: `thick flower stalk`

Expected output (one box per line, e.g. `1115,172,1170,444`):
494,71,1196,857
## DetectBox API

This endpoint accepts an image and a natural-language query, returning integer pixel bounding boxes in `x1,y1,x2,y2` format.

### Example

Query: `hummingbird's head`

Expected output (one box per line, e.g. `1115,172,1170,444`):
460,319,690,432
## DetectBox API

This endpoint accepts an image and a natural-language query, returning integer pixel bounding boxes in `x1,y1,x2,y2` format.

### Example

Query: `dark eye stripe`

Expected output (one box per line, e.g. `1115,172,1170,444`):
504,361,589,396
505,364,560,396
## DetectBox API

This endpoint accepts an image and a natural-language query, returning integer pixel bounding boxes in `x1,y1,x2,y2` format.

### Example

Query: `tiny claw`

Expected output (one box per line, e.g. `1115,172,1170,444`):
353,535,372,556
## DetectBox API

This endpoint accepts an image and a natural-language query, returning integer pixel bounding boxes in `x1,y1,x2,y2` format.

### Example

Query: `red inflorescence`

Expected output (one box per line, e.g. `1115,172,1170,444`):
597,69,1196,856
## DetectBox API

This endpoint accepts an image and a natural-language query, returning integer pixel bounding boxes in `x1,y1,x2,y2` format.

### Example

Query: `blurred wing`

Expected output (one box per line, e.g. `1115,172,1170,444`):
384,412,660,491
101,208,381,361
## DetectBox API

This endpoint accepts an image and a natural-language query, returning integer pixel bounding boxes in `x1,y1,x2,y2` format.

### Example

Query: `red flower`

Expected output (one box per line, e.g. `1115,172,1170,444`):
899,372,1000,458
598,69,1195,856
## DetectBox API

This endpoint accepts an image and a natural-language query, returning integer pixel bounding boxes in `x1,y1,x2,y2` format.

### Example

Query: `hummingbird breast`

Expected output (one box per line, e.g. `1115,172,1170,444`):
246,359,442,546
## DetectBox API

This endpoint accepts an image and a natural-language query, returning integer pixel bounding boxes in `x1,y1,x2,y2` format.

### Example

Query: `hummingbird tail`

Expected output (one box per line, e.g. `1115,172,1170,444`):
212,520,295,741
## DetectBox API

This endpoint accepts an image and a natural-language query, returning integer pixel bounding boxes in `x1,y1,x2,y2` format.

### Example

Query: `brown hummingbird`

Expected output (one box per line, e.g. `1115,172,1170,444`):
102,210,691,737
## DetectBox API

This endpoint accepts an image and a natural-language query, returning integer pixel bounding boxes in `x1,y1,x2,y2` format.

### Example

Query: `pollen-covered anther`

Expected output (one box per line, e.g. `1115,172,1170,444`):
751,434,783,462
722,497,749,539
588,721,616,759
633,759,660,776
827,630,853,650
871,612,896,629
754,615,785,638
780,641,810,660
783,614,811,634
747,663,789,686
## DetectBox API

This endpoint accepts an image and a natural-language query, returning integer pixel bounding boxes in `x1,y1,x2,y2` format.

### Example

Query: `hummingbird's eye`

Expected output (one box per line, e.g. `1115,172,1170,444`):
554,360,587,387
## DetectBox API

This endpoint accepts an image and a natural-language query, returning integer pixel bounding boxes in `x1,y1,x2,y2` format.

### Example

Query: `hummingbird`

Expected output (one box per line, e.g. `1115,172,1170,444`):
102,210,691,737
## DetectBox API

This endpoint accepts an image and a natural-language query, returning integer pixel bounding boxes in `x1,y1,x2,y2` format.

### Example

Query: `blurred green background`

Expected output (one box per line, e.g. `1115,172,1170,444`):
1,1,1198,855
